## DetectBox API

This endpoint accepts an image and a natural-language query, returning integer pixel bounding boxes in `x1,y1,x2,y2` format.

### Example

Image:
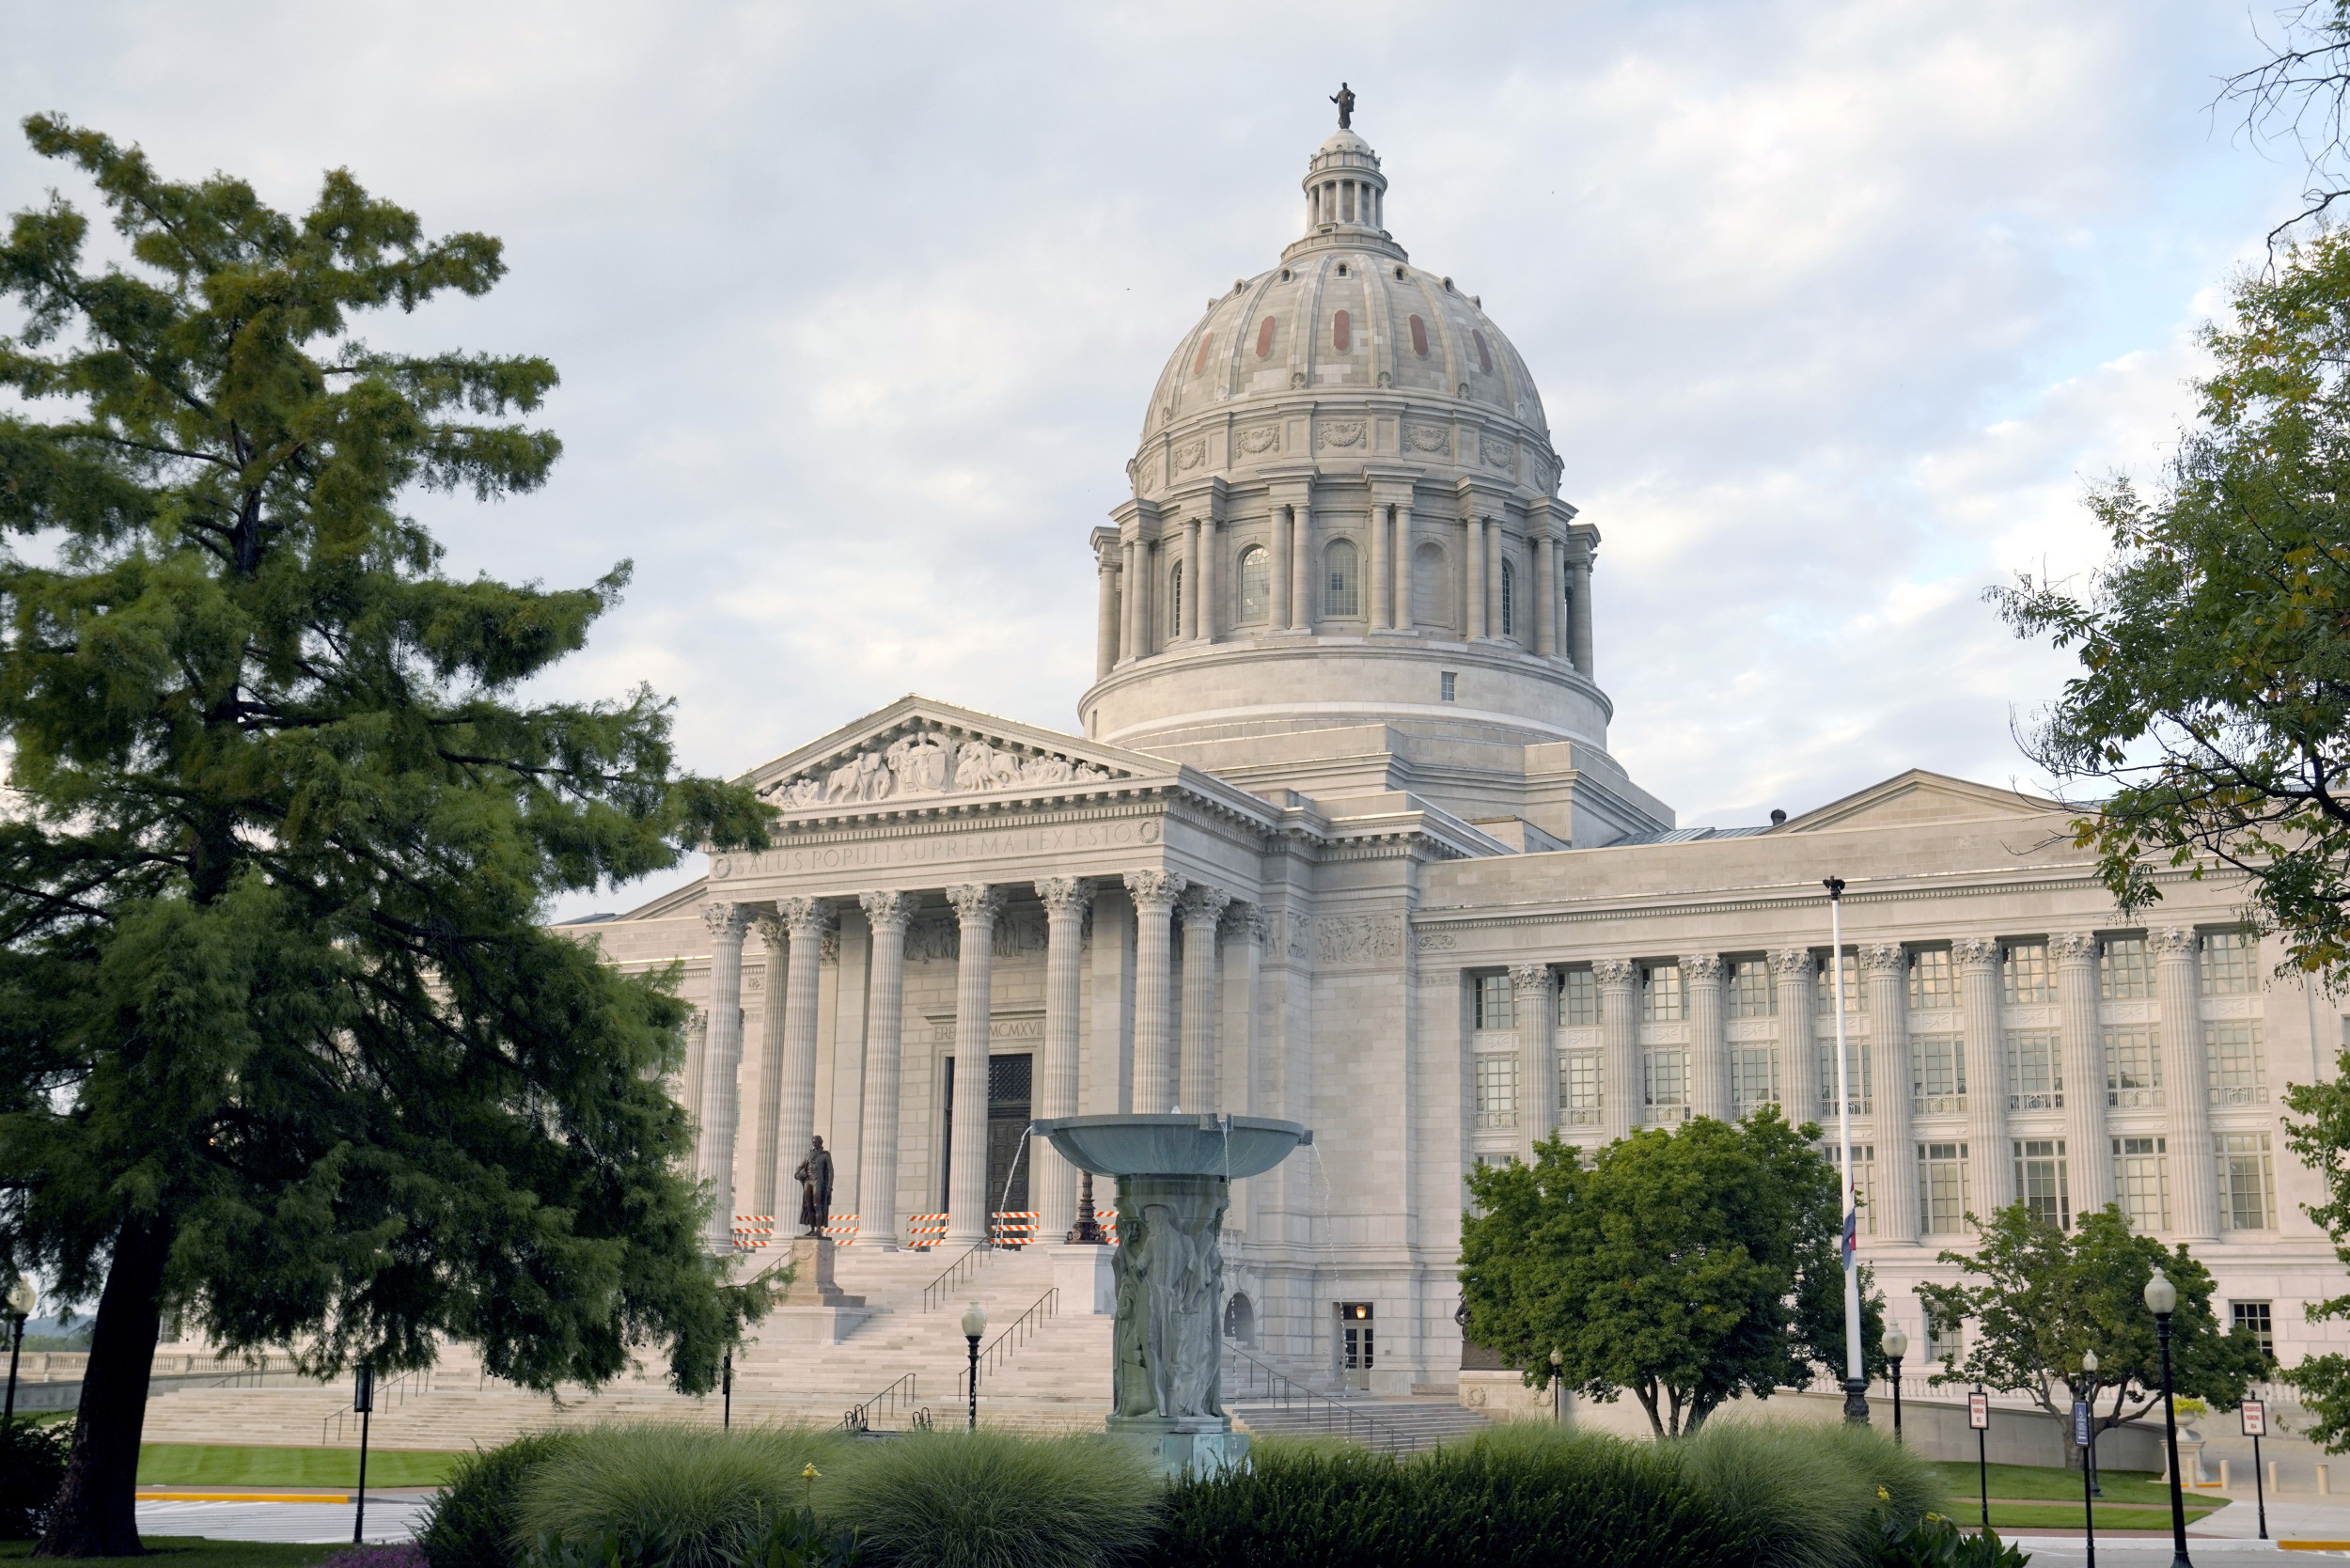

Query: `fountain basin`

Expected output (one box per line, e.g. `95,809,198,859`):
1028,1113,1310,1180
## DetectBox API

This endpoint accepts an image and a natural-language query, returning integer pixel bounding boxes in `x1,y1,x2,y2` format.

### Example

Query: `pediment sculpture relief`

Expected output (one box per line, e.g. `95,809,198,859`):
760,729,1124,810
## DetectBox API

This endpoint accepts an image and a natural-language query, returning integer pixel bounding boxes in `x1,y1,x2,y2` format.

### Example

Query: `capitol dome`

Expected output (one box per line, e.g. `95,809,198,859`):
1077,104,1666,847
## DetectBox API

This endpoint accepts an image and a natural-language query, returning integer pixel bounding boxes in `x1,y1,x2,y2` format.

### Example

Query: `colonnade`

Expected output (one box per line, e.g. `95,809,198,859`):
688,872,1262,1254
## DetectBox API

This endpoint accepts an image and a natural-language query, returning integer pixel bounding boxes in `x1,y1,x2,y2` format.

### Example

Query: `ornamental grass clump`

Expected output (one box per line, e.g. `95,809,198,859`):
420,1431,584,1568
822,1428,1160,1568
1668,1419,1939,1568
513,1420,860,1568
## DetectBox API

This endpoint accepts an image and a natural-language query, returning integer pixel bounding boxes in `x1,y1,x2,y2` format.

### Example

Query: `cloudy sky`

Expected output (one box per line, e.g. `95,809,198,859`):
0,1,2305,917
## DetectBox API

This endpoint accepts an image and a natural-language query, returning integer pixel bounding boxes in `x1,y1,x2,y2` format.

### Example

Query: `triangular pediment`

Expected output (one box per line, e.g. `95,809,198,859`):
743,695,1170,815
1776,769,2060,834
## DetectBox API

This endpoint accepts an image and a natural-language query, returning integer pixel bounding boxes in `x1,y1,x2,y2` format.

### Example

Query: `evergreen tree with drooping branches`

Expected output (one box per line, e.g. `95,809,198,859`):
0,117,774,1556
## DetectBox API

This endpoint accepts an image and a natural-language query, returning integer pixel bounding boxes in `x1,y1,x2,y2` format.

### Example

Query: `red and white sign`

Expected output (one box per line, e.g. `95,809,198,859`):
1967,1391,1991,1430
2243,1399,2268,1437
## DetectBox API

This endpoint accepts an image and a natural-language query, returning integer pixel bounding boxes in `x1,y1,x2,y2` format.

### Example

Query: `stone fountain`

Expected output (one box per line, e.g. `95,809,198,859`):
1029,1112,1313,1476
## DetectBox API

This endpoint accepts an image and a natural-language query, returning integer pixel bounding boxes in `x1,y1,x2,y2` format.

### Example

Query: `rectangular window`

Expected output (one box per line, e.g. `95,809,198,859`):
1829,1143,1877,1235
1473,973,1514,1032
2112,1135,2170,1232
2101,935,2153,999
2105,1025,2163,1108
2201,930,2258,996
1924,1300,1964,1364
1642,963,1685,1023
1815,950,1865,1014
1731,1045,1780,1113
1912,1033,1966,1116
2006,1028,2063,1111
1559,1050,1603,1125
2206,1021,2266,1105
2003,941,2055,1004
1818,1035,1871,1116
1919,1141,1971,1235
1909,948,1955,1011
1440,671,1457,703
2014,1138,2071,1230
1325,558,1359,618
2232,1301,2276,1359
1645,1048,1690,1123
2217,1132,2278,1231
1728,958,1776,1018
1561,967,1598,1027
1473,1055,1517,1130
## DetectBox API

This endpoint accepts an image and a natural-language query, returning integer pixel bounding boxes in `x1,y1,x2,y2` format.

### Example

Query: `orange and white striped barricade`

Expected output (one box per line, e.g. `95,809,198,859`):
989,1211,1039,1248
905,1213,948,1249
732,1214,775,1249
822,1215,859,1247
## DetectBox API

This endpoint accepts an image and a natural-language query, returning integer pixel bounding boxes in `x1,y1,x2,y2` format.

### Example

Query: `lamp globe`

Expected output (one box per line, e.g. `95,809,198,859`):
2144,1269,2178,1316
1882,1325,1908,1360
962,1301,987,1341
4,1277,32,1319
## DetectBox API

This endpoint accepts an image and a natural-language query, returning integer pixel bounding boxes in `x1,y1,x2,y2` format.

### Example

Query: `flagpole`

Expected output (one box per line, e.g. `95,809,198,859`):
1826,875,1869,1424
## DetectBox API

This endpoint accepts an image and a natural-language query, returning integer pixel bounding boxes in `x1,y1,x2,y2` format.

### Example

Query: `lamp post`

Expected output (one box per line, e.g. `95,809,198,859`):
1068,1169,1104,1245
3,1276,35,1431
1881,1325,1906,1444
1825,877,1867,1424
722,1349,732,1431
2146,1268,2193,1568
351,1364,374,1547
962,1300,987,1432
1550,1347,1563,1422
2077,1347,2098,1568
2082,1347,2103,1497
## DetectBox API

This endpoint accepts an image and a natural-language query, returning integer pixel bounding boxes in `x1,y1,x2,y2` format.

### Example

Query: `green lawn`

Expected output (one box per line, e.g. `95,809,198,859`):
1,1540,342,1566
138,1443,464,1488
1927,1462,2228,1529
1984,1499,2226,1530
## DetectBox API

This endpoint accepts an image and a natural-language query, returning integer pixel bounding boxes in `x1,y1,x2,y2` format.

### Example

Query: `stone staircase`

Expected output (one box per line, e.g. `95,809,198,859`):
1230,1395,1495,1452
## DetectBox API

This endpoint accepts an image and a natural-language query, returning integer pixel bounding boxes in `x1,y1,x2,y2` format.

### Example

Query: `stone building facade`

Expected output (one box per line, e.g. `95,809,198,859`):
572,120,2348,1395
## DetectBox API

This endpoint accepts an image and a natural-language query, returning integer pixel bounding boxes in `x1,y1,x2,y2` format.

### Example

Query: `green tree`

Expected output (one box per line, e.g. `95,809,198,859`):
1918,1204,2265,1467
2279,1069,2350,1446
1458,1107,1882,1437
0,118,775,1556
1993,227,2350,989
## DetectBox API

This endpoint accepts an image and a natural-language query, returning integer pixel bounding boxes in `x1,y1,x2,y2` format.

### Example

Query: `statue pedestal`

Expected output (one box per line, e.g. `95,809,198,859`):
1106,1414,1250,1478
1044,1243,1116,1314
775,1237,865,1309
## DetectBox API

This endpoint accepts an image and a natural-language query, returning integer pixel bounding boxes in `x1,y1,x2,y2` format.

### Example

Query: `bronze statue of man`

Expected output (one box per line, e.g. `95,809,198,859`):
1331,82,1356,130
794,1136,834,1237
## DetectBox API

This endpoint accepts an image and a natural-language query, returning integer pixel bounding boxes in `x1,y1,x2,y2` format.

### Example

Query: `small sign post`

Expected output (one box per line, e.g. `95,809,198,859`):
2244,1400,2269,1540
352,1364,374,1547
1968,1388,1991,1531
2075,1399,2095,1567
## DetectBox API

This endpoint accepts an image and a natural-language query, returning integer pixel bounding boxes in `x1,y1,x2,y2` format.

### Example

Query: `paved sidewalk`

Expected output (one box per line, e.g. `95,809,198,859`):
133,1496,431,1544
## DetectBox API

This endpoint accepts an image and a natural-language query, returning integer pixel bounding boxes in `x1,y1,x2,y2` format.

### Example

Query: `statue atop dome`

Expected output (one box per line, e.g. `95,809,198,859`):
1330,82,1355,130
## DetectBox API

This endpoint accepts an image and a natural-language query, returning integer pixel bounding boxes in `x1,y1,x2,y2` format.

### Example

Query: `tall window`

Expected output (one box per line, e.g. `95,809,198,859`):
1919,1142,1971,1234
1909,948,1955,1011
1731,1046,1779,1113
1474,1056,1518,1130
1473,974,1514,1032
1500,557,1517,637
2105,1025,2162,1107
1815,950,1864,1013
2006,1030,2062,1110
2003,941,2055,1003
2101,935,2153,999
2217,1132,2278,1230
1324,539,1359,618
1168,562,1183,639
2206,1021,2266,1105
1912,1034,1966,1116
1645,1049,1689,1123
1728,958,1776,1017
1830,1145,1877,1235
2202,930,2259,995
1642,962,1685,1022
2014,1138,2071,1230
1560,1051,1603,1124
2232,1301,2276,1360
1237,545,1270,624
1924,1299,1965,1362
1819,1036,1871,1116
2112,1136,2170,1231
1560,967,1598,1026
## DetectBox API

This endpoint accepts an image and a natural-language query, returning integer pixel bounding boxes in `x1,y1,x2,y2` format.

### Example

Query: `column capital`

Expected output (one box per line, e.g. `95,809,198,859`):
946,883,1005,928
753,912,789,951
1953,935,2000,972
1179,884,1232,927
1223,902,1267,942
1770,947,1814,978
1509,962,1552,993
1858,942,1906,976
2152,927,2201,958
1593,957,1640,990
1123,869,1188,912
857,888,914,933
701,901,752,942
1681,953,1725,981
1035,876,1092,919
775,895,831,937
2049,931,2100,964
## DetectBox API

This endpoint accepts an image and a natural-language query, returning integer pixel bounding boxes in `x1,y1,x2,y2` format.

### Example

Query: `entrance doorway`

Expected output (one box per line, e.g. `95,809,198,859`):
1223,1292,1256,1348
1338,1302,1374,1390
939,1053,1034,1221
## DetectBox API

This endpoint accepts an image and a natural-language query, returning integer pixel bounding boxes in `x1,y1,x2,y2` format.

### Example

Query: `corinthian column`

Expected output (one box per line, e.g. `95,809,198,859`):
1035,877,1089,1242
1483,518,1503,641
1775,949,1817,1121
745,915,791,1223
1393,501,1415,629
1862,943,1917,1243
774,897,831,1214
1126,870,1186,1113
855,890,912,1249
1595,959,1640,1143
1271,509,1293,633
2155,928,2217,1240
1685,954,1728,1123
697,902,752,1251
1180,884,1231,1112
1120,537,1141,663
1956,937,2013,1224
1512,963,1557,1149
2053,932,2111,1218
1095,537,1121,678
1369,505,1392,632
1567,539,1596,677
680,1006,709,1151
1291,502,1315,632
945,884,1004,1245
1465,512,1487,639
1183,516,1203,642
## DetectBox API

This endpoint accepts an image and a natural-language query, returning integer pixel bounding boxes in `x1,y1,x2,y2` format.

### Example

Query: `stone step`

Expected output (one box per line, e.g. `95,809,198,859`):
1233,1397,1492,1453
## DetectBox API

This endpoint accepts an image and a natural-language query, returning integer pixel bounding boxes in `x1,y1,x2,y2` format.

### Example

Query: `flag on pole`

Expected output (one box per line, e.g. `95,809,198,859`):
1841,1204,1857,1267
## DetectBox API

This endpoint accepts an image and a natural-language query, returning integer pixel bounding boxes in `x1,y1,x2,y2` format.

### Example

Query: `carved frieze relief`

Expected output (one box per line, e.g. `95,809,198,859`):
1317,914,1401,966
1405,423,1449,455
760,727,1126,811
1174,438,1207,472
1237,423,1281,455
1316,420,1367,450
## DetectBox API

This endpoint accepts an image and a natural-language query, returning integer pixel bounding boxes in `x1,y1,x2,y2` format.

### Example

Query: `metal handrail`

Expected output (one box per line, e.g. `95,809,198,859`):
921,1243,990,1312
1221,1345,1412,1452
840,1372,919,1432
958,1288,1058,1396
322,1368,420,1445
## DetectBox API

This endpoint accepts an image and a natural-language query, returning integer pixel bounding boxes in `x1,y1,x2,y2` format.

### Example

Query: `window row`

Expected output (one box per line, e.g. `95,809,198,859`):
1904,1134,2276,1235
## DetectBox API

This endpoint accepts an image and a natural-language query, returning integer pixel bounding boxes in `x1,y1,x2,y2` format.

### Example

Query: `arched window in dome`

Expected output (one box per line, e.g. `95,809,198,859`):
1409,315,1430,358
1412,541,1452,631
1192,331,1214,377
1501,557,1518,639
1324,540,1359,619
1167,561,1183,646
1332,310,1351,353
1237,546,1270,624
1256,317,1277,358
1472,330,1495,375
